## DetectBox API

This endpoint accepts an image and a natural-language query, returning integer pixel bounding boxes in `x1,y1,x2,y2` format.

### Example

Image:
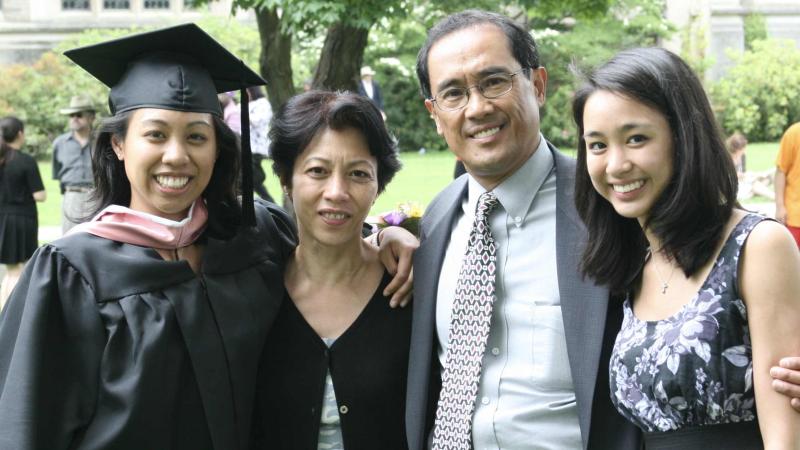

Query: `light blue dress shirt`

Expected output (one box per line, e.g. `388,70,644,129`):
435,136,582,449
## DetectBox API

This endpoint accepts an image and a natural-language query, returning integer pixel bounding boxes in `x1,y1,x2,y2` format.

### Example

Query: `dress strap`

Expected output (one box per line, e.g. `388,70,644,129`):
725,213,771,297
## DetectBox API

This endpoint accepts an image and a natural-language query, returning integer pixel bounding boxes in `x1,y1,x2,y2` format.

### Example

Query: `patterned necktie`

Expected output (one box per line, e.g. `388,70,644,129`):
432,191,499,450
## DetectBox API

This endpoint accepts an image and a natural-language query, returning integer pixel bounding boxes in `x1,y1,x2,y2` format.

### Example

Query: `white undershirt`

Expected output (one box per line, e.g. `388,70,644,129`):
361,80,374,99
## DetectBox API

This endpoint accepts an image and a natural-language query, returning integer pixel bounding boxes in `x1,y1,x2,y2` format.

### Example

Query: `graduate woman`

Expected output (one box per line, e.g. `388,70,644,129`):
0,25,414,450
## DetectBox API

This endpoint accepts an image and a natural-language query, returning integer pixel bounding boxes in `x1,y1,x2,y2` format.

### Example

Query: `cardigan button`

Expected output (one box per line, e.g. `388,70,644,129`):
339,405,349,415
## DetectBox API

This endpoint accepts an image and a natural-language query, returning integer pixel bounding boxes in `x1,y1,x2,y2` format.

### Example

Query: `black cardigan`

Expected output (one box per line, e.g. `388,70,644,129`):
253,273,411,449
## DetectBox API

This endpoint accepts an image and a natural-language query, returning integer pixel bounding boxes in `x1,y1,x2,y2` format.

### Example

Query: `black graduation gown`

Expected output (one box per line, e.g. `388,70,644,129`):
0,201,295,450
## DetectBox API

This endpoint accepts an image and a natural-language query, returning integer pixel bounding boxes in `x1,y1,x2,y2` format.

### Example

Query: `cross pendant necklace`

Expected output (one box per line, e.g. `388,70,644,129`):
648,248,676,295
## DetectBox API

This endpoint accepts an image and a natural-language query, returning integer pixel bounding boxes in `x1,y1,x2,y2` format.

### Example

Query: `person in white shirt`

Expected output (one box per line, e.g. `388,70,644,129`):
247,86,274,203
357,66,386,121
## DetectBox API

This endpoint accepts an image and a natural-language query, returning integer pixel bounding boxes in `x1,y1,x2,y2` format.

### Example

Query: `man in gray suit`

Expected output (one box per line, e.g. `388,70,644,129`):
405,10,638,449
404,10,800,449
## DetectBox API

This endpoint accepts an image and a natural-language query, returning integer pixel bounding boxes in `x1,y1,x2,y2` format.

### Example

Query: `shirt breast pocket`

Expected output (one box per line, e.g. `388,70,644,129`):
531,305,574,390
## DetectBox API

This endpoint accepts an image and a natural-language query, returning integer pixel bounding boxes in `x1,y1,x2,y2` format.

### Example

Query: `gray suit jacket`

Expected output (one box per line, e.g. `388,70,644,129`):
404,144,641,450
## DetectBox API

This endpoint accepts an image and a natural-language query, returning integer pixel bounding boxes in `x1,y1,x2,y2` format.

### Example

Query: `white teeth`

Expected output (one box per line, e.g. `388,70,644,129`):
321,212,347,220
156,176,189,189
473,127,500,139
613,180,644,193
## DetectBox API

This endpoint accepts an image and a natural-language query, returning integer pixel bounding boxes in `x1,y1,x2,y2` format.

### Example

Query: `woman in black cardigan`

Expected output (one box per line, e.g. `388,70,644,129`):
253,91,411,449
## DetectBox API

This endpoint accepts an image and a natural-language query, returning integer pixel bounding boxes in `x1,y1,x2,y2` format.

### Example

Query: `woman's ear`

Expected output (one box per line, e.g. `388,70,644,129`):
111,135,124,161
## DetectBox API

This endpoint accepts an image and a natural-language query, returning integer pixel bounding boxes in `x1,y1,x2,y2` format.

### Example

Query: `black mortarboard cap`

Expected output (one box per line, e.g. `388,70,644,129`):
64,23,265,225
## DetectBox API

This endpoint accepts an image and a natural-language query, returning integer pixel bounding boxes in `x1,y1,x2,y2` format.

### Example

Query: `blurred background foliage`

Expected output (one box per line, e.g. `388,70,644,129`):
712,38,800,141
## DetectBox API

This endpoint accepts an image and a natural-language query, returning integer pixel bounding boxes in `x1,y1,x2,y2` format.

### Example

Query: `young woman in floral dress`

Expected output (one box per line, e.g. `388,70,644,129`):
572,47,800,449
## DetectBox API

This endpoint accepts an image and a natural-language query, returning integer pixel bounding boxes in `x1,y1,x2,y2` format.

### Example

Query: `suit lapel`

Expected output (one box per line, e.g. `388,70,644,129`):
551,146,611,447
406,177,467,450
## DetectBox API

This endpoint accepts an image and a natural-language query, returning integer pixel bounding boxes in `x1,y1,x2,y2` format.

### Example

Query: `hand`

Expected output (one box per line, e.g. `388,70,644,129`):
376,226,419,308
770,357,800,412
776,204,787,224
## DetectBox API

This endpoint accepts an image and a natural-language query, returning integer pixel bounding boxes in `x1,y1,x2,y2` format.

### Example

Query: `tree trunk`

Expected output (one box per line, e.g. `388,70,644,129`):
313,23,369,92
255,6,295,111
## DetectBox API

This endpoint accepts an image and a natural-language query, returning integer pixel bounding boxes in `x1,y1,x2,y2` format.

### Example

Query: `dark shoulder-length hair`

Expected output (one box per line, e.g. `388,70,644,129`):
88,110,242,238
572,47,738,293
269,90,401,193
0,116,23,166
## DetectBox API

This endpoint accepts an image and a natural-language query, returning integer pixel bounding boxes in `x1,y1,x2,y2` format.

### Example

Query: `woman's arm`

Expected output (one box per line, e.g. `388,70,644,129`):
741,220,800,450
32,189,46,202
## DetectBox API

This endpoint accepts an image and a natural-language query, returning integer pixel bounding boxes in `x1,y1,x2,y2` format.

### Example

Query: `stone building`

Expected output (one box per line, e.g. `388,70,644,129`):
0,0,243,64
665,0,800,81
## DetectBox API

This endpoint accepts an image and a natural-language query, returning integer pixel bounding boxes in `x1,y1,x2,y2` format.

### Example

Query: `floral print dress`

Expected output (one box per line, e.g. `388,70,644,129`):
610,214,766,433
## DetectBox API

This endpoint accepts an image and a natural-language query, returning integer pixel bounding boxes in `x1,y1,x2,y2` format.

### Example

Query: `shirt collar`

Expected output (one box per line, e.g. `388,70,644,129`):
464,134,553,223
68,131,92,148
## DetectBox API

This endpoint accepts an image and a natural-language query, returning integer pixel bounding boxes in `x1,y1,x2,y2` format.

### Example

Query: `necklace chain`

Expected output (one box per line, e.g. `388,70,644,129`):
648,248,676,295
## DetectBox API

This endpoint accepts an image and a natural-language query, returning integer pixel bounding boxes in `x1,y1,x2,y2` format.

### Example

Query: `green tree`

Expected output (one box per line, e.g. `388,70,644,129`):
743,13,767,51
712,39,800,141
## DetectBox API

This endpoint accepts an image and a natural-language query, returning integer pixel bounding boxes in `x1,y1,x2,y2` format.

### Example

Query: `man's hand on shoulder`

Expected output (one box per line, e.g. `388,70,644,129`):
771,357,800,412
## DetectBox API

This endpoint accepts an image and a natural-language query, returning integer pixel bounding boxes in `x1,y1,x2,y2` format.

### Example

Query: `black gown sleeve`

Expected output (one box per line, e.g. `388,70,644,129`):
0,245,106,449
257,199,298,263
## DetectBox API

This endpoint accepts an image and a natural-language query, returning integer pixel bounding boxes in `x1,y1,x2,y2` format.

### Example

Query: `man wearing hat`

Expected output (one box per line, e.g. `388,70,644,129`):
357,66,386,120
52,94,96,233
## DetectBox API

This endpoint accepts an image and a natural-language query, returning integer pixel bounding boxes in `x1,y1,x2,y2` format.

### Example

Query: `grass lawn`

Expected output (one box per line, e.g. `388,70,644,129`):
34,141,781,227
36,162,63,228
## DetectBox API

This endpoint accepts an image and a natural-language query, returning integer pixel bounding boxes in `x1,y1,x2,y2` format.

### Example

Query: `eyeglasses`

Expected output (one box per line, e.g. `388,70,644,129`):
429,69,526,112
69,112,85,119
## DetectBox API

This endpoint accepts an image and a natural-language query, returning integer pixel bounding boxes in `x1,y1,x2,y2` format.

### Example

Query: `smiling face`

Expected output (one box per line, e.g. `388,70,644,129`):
290,126,379,248
424,24,547,189
582,90,674,225
112,108,217,221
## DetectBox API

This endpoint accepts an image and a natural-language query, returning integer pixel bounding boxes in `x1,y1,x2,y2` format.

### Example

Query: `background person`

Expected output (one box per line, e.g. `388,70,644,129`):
52,94,95,233
0,116,45,308
726,132,774,201
573,47,800,449
775,121,800,247
218,91,242,135
357,66,386,121
247,85,275,203
254,90,409,449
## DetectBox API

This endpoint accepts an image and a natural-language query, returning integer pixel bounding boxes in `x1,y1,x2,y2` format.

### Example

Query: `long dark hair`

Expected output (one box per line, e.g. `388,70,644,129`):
0,116,23,167
89,110,242,239
572,47,738,293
